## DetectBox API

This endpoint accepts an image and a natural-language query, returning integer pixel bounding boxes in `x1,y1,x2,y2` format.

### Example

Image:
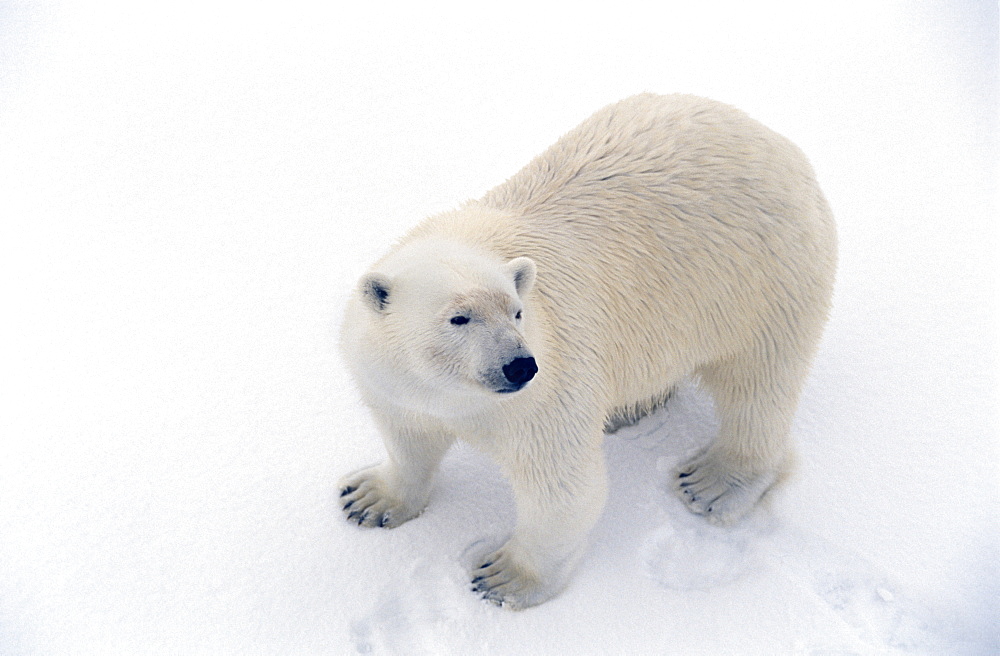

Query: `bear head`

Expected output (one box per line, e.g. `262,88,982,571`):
344,238,538,417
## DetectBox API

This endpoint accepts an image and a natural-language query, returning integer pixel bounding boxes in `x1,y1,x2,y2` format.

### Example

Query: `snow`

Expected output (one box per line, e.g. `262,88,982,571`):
1,1,997,653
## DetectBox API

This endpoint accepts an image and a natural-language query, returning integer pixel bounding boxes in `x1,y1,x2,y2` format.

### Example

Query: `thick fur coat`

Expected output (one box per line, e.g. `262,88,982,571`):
339,93,837,609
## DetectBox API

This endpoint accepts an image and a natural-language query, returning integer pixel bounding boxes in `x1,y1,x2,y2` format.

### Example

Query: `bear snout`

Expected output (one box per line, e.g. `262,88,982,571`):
502,356,538,389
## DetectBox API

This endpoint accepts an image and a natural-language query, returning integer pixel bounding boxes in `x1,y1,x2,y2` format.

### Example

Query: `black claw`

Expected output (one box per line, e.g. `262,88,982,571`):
377,514,388,528
340,486,356,497
343,500,354,511
471,576,484,584
678,471,693,478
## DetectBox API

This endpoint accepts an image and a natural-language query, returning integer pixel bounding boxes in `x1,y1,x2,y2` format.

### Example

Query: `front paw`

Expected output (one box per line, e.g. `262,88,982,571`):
673,452,777,524
470,544,560,610
338,465,424,529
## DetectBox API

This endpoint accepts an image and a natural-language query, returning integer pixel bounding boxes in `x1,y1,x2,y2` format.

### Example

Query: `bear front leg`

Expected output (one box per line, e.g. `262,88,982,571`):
675,354,802,523
339,419,454,529
472,434,607,609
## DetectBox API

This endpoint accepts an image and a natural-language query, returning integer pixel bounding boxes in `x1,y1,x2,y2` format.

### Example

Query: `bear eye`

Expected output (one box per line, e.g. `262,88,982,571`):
450,315,470,326
515,310,522,320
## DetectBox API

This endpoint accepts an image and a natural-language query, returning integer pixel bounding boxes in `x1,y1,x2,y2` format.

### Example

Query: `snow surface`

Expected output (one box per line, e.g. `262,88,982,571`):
1,1,997,654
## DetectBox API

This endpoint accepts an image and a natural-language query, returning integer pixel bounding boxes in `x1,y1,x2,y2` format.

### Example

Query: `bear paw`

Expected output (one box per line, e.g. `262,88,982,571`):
338,466,425,529
470,545,555,610
673,453,776,524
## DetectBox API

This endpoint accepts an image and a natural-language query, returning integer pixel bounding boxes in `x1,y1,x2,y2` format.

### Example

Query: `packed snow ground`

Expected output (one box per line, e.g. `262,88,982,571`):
1,2,997,654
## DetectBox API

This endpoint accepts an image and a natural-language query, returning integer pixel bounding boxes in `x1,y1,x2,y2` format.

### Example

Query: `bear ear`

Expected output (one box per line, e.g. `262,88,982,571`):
360,273,392,313
505,257,536,297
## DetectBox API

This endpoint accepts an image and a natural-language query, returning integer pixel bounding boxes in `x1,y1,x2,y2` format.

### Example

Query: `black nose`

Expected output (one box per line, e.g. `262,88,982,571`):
502,357,538,385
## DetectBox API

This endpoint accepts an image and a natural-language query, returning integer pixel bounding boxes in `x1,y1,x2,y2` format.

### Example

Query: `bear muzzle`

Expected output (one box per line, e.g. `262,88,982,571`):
499,356,538,393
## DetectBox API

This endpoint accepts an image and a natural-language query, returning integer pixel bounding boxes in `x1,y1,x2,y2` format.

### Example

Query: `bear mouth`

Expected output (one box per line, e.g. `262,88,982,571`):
495,382,528,394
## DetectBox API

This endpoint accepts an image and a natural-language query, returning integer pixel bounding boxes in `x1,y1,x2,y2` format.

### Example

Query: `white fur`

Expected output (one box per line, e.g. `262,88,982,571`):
339,93,837,609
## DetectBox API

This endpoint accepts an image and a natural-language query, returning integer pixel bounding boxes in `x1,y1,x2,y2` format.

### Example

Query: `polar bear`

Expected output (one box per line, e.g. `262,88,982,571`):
338,93,836,609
